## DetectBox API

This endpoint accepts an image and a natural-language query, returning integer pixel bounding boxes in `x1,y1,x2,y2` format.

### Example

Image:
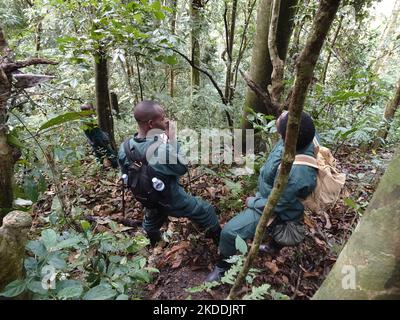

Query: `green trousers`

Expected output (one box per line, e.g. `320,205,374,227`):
142,196,220,241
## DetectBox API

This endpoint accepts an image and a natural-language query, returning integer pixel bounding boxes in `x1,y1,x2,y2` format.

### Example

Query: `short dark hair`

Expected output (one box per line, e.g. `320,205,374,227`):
277,111,315,151
133,100,162,122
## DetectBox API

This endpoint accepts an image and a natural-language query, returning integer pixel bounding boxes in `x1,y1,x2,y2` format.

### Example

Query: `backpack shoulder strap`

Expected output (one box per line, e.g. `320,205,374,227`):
293,154,319,169
123,138,143,164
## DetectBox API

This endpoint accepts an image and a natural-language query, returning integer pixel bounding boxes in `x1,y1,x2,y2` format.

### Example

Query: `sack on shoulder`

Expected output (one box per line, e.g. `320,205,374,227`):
294,138,346,213
272,221,305,247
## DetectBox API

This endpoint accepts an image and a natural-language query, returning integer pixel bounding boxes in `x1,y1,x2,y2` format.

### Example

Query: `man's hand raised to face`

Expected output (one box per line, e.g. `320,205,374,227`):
166,119,177,142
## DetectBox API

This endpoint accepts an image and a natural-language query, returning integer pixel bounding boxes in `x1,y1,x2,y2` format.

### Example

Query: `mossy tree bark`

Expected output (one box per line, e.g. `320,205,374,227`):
228,0,341,300
94,49,116,151
313,150,400,300
0,211,32,296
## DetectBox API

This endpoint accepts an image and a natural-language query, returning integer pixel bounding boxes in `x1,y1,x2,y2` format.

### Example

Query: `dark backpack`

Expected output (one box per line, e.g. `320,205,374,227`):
123,138,172,210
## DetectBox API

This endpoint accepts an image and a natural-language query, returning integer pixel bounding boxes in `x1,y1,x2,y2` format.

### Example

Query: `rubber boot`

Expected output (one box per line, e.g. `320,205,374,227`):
205,254,230,282
205,225,222,246
259,239,283,256
146,231,162,247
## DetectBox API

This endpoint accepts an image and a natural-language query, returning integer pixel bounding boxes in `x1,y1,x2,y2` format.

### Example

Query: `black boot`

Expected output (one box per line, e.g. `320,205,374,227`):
259,239,283,256
205,225,222,246
205,255,230,282
146,231,162,247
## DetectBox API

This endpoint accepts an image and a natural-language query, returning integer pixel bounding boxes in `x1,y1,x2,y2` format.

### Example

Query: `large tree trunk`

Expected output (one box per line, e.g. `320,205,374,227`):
242,0,298,129
94,49,116,151
0,27,15,217
228,0,341,300
0,67,13,216
313,149,400,300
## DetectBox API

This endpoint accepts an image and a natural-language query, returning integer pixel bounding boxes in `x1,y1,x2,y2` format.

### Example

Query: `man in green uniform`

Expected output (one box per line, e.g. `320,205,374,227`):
80,103,118,168
206,111,318,282
118,100,221,246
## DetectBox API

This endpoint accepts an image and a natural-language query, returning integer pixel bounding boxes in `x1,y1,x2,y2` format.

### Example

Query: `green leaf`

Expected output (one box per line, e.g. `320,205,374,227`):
0,280,26,297
235,235,247,255
54,236,82,250
7,133,25,149
41,229,58,250
57,285,83,299
26,240,47,258
116,294,129,300
48,254,67,269
38,111,94,132
344,198,357,209
27,281,48,295
80,220,91,231
83,284,117,300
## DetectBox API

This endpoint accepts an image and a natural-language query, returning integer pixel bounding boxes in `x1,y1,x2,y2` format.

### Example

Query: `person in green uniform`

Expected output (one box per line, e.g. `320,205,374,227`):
80,103,118,168
206,111,318,282
118,100,221,246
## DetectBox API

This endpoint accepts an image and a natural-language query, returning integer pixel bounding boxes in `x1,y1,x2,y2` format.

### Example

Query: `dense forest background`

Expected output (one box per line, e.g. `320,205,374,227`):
0,0,399,300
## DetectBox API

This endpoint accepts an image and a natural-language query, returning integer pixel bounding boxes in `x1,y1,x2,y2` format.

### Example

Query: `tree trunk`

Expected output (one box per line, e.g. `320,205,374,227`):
94,49,116,150
0,27,14,217
313,149,400,300
224,0,238,104
228,0,341,300
375,79,400,145
169,0,177,97
109,91,120,118
321,15,343,84
242,0,298,129
0,67,13,217
373,0,400,74
190,0,202,92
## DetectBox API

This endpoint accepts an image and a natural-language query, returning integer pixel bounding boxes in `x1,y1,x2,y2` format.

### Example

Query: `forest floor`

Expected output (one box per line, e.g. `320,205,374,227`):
31,144,394,300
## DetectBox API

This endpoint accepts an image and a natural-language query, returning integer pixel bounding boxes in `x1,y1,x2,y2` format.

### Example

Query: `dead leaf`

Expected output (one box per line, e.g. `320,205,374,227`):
282,275,289,284
265,260,279,274
323,212,332,229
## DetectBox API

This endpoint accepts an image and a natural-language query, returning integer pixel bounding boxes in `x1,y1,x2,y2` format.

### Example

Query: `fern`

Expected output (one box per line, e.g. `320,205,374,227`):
243,284,272,300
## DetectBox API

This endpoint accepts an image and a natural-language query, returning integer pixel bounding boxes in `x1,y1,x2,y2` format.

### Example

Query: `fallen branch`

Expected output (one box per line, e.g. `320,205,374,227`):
2,58,58,73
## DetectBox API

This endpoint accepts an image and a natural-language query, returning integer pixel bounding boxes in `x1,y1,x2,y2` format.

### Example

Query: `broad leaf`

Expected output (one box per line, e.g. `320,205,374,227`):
39,110,94,131
83,284,117,300
235,235,247,255
41,229,58,250
0,280,26,297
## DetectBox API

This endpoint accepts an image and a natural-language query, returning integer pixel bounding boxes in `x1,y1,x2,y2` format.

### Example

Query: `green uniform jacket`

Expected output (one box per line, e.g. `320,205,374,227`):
118,134,219,233
246,138,318,222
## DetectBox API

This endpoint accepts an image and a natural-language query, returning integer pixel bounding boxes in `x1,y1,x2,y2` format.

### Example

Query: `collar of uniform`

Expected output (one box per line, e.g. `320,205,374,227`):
133,132,160,142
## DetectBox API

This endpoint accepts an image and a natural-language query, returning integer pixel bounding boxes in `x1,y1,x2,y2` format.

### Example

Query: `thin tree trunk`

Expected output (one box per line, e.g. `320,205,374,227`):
35,21,42,53
224,0,238,104
375,79,400,145
321,15,343,84
313,149,400,300
191,0,202,92
228,0,341,300
374,0,400,74
169,0,177,97
94,49,116,151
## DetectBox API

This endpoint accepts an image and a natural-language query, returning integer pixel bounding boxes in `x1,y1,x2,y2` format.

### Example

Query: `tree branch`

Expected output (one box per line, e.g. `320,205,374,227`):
2,58,58,73
239,69,279,117
167,46,227,104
